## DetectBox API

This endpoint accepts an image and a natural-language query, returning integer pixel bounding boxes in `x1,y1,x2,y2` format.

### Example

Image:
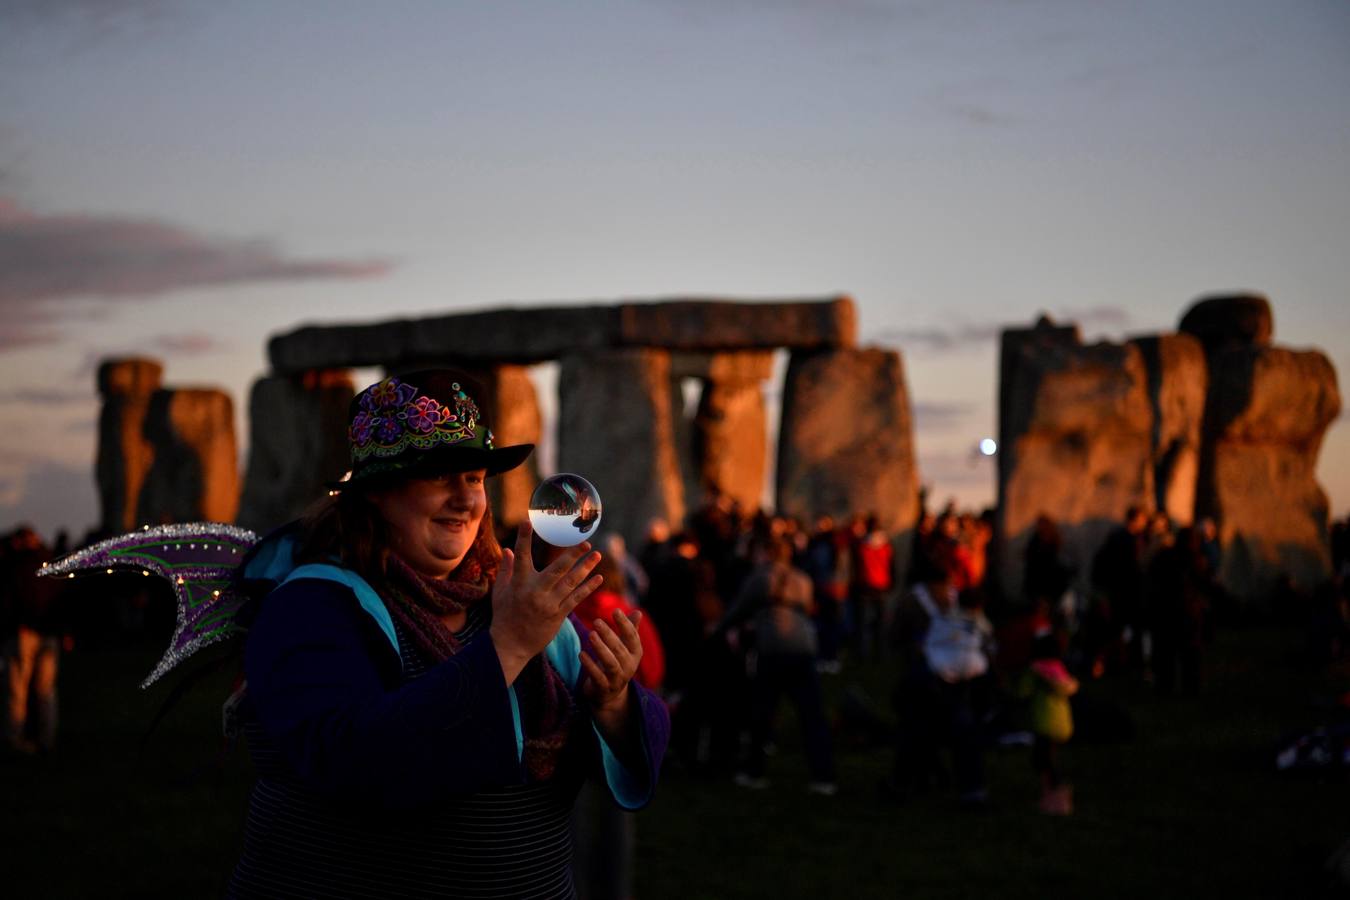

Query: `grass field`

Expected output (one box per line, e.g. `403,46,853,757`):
2,622,1345,899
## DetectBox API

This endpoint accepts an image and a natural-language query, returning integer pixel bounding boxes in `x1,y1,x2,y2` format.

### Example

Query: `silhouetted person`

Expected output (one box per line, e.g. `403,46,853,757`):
2,526,61,754
722,537,836,794
1089,506,1149,677
888,537,993,808
1024,514,1073,608
1147,526,1210,695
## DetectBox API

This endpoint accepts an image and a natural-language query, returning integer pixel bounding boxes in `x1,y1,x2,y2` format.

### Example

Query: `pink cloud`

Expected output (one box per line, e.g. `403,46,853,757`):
0,323,64,351
149,332,227,355
0,199,392,305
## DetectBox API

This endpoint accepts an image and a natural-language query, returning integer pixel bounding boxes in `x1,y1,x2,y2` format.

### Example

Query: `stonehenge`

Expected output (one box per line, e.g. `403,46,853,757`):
97,358,239,532
93,290,1339,605
998,294,1340,604
238,295,917,551
996,319,1155,600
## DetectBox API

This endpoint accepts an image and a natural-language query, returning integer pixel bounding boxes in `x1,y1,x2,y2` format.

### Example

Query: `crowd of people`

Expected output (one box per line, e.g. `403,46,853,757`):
571,495,1350,817
7,491,1350,814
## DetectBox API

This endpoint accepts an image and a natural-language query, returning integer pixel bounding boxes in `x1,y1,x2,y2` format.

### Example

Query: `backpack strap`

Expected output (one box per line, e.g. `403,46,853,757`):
280,563,400,660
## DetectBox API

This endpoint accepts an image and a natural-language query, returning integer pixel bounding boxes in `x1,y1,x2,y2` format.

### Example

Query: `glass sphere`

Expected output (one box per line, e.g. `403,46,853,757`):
528,473,603,547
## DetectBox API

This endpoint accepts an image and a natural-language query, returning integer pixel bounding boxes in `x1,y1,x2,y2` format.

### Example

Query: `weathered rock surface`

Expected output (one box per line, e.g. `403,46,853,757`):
237,371,354,532
557,349,685,548
998,319,1154,600
1179,293,1273,355
1198,345,1340,600
1130,333,1208,524
137,388,239,526
617,297,855,352
694,379,768,513
268,298,853,373
96,358,164,533
776,348,919,542
480,365,542,528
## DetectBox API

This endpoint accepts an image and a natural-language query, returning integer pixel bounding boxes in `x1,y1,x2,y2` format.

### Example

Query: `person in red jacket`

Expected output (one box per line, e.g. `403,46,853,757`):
571,553,667,898
574,555,665,691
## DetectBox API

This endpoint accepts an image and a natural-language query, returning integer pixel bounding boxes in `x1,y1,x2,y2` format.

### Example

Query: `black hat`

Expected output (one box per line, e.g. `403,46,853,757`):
342,370,533,485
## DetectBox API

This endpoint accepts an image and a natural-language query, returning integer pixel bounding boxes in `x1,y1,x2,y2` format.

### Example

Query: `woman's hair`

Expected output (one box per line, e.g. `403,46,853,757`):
293,482,502,587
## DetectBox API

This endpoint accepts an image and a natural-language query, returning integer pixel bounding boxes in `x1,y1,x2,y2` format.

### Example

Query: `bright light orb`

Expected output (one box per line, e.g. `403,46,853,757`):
979,438,998,456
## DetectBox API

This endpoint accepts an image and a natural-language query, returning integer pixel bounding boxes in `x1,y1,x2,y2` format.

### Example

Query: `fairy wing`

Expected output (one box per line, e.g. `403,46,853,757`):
40,523,259,688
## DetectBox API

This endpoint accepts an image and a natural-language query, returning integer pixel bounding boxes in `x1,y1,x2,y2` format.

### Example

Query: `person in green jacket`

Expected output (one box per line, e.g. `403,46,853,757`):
1023,628,1079,815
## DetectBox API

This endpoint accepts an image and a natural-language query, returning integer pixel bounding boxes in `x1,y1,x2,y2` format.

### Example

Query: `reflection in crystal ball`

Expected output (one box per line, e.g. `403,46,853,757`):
528,473,603,547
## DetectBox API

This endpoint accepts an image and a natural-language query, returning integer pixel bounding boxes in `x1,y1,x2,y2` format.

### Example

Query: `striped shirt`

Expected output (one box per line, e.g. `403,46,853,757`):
228,603,583,899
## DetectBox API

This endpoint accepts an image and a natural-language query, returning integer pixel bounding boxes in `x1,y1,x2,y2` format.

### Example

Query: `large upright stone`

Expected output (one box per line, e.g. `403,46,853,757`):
375,364,544,527
776,348,919,541
480,365,542,528
96,358,164,532
557,350,684,547
1198,345,1340,600
1130,333,1208,525
998,318,1154,601
137,388,239,525
681,351,775,512
237,371,354,532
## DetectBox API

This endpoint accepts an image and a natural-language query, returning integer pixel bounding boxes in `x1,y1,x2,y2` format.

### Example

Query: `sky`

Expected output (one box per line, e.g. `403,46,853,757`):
1,0,1347,539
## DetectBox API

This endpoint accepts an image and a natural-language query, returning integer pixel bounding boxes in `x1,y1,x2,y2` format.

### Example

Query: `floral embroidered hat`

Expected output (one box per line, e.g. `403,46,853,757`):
343,370,533,484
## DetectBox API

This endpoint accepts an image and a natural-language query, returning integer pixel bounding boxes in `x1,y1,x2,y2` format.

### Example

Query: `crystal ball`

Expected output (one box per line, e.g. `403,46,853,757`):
528,473,603,547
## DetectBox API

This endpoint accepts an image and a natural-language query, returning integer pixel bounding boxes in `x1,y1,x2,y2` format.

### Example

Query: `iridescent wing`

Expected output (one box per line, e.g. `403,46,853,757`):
40,523,259,688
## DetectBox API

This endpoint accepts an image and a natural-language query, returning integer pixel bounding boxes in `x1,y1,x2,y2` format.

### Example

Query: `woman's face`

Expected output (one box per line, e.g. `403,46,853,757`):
368,469,488,579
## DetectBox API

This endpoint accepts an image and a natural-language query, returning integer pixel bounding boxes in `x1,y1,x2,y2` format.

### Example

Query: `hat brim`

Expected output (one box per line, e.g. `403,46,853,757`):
334,442,535,490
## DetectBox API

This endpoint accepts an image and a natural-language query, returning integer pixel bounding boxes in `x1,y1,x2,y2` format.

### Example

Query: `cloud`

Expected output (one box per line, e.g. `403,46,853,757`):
0,324,64,352
0,386,94,405
0,199,392,307
0,455,97,538
874,305,1132,353
147,332,228,355
1064,304,1131,330
873,322,1003,353
917,448,996,494
912,400,976,431
0,0,177,47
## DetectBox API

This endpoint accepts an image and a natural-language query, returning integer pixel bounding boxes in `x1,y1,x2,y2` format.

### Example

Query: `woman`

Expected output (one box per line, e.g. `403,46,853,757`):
228,370,669,899
720,535,836,794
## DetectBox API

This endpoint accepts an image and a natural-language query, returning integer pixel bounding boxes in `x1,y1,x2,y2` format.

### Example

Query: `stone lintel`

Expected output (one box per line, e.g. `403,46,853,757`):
268,297,854,373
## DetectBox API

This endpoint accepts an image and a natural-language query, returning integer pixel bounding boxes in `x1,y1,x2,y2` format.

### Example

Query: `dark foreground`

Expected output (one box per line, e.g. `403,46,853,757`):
2,624,1345,899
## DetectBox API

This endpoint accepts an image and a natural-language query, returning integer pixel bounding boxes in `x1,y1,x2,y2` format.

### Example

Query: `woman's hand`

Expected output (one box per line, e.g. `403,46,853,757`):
581,609,644,740
489,521,602,685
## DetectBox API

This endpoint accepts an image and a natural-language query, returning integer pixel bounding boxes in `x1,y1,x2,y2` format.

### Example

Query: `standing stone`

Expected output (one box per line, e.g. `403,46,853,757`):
96,358,164,533
1130,333,1208,525
682,351,775,513
481,365,542,528
137,388,240,526
557,349,684,548
1179,293,1273,354
1198,345,1340,601
776,348,920,552
998,318,1154,601
695,381,768,513
380,364,544,527
237,371,354,532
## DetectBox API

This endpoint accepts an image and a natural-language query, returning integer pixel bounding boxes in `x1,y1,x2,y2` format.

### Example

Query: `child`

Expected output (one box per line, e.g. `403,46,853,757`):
1024,628,1079,815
